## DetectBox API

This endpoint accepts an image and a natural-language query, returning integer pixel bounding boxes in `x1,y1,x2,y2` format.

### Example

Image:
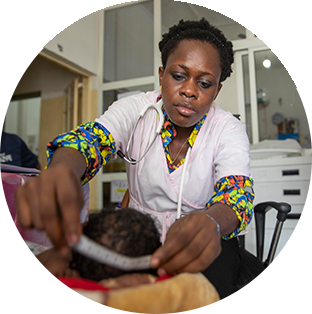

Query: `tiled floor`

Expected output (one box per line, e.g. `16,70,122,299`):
242,282,312,314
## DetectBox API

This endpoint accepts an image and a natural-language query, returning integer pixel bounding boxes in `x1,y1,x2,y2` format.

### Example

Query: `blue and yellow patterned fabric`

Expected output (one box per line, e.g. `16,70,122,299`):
206,175,254,239
160,107,207,173
47,122,116,185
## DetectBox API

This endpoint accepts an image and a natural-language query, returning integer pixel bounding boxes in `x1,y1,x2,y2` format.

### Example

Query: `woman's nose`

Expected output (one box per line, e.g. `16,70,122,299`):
180,80,198,99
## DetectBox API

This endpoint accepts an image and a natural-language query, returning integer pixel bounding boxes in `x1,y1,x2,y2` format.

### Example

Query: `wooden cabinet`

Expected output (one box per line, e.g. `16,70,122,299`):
245,154,312,258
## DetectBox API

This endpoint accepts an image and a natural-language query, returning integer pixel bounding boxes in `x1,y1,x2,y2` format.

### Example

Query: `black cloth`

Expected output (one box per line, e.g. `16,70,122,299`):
0,131,39,168
236,245,265,290
202,238,240,299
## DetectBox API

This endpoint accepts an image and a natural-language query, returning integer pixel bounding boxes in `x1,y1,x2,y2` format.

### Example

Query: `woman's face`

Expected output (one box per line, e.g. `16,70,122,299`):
159,40,222,129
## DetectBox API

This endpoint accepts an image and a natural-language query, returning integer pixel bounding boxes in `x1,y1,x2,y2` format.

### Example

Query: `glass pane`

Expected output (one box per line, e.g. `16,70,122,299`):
103,84,154,112
254,50,310,147
102,84,154,173
4,97,41,156
104,1,154,82
161,0,246,42
242,54,252,142
254,0,312,36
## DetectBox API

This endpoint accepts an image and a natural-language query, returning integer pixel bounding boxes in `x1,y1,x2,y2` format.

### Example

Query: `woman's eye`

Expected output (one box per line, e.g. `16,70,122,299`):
171,73,185,81
199,80,212,89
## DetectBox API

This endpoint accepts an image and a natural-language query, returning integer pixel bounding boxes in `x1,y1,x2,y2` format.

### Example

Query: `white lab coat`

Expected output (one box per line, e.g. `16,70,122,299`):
96,90,251,241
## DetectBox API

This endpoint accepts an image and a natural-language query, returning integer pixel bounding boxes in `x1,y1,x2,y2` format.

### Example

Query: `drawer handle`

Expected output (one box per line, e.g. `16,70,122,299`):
283,189,301,195
282,169,299,176
286,246,303,253
287,213,301,219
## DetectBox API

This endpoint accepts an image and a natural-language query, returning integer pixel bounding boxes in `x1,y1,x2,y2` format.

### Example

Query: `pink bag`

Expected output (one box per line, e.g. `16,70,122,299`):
1,172,89,247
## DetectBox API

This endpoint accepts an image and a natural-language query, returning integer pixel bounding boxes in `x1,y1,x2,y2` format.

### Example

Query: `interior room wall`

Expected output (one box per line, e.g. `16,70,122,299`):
214,70,239,114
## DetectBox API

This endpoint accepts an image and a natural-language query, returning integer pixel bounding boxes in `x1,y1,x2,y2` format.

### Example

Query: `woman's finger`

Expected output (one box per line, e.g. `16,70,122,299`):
55,170,83,246
38,174,67,250
24,178,44,229
151,215,199,268
157,228,211,275
15,185,33,227
178,235,221,274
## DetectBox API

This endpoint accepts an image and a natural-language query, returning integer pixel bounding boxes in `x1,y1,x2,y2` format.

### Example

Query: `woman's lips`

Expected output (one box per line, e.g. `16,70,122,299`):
175,102,196,117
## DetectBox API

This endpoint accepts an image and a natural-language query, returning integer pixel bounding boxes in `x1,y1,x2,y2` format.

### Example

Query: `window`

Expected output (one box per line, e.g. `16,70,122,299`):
4,95,41,156
104,1,154,82
255,44,312,147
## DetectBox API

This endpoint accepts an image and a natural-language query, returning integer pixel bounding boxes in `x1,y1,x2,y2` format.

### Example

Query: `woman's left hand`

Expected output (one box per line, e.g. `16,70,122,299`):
151,212,221,276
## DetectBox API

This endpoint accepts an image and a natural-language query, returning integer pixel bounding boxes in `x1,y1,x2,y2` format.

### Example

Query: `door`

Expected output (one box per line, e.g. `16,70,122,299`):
63,76,90,133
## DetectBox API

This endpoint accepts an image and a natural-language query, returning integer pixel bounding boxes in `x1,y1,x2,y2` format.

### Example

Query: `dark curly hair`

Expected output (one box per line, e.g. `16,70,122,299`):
70,208,161,282
159,18,234,83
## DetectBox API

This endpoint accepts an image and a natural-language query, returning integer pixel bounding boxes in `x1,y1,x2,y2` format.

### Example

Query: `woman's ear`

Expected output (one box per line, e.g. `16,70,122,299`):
158,66,164,86
214,84,223,100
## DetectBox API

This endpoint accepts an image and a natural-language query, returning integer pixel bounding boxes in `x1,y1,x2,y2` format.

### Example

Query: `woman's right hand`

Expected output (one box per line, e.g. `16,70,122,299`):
15,163,84,253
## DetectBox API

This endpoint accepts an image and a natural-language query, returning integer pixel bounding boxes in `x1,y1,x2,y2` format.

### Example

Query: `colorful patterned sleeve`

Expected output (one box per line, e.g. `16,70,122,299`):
46,121,116,185
206,175,255,240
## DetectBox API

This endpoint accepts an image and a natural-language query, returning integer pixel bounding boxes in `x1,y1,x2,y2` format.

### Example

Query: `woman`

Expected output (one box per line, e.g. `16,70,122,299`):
16,19,254,298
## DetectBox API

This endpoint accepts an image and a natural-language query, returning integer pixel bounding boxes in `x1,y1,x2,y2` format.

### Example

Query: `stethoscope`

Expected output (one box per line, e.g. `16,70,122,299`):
117,99,164,164
117,98,191,219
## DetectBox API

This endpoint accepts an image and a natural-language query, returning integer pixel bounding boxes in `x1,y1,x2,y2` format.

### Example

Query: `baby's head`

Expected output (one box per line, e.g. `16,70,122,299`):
70,208,161,281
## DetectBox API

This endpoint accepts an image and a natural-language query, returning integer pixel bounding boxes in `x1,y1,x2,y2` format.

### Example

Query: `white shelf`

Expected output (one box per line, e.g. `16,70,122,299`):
100,172,127,183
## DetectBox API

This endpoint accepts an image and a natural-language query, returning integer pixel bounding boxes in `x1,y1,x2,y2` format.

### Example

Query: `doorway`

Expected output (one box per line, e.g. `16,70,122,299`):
7,55,91,168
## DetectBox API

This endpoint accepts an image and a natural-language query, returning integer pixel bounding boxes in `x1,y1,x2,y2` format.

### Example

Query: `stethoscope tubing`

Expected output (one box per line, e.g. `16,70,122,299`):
117,98,191,220
119,99,164,164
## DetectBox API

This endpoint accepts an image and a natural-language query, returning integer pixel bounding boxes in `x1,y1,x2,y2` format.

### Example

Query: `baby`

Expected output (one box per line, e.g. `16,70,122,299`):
36,208,161,283
70,208,161,281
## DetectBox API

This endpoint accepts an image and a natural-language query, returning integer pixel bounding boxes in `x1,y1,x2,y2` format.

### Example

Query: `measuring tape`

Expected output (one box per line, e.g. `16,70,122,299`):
71,235,152,271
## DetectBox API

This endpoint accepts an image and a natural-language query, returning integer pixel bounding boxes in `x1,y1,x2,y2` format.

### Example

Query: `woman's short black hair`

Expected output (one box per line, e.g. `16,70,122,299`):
70,208,161,281
159,18,234,83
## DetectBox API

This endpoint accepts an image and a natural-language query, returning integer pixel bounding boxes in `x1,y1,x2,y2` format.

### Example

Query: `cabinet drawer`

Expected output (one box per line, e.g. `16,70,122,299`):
246,229,312,277
251,164,311,182
253,180,310,204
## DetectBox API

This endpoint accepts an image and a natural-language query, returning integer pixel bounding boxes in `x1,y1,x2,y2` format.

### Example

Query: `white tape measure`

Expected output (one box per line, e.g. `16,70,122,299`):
72,235,152,271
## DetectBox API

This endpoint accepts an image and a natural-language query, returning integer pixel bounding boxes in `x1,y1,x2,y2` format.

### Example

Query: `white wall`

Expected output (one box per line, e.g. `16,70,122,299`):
214,71,239,114
0,0,100,73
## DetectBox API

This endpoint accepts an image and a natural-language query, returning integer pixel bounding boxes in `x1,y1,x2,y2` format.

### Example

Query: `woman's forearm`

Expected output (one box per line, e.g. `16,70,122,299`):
49,147,87,180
